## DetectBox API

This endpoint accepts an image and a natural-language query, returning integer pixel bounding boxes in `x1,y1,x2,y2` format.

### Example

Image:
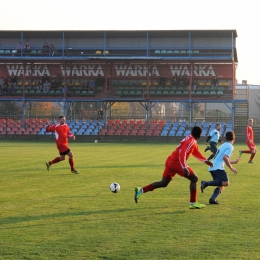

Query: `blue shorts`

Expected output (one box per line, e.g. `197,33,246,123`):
209,169,229,182
209,142,218,154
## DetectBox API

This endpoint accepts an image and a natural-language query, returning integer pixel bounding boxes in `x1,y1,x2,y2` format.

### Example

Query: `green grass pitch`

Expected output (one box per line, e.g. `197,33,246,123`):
0,140,259,259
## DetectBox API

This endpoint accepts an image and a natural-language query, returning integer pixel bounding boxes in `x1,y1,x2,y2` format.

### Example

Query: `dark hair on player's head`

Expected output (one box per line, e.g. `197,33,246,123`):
226,131,235,141
59,115,65,120
191,126,202,140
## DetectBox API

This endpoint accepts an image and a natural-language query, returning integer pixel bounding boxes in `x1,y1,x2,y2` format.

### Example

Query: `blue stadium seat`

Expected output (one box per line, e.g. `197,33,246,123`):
168,131,176,136
203,122,210,128
165,121,172,127
176,130,184,136
171,126,178,131
71,129,77,134
184,130,191,135
163,126,170,131
190,121,195,127
226,122,232,128
173,121,179,127
201,130,208,137
76,129,85,135
161,132,168,137
180,121,186,127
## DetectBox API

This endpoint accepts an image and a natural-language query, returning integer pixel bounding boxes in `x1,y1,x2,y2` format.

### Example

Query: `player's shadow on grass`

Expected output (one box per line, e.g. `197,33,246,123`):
0,206,167,226
89,164,163,169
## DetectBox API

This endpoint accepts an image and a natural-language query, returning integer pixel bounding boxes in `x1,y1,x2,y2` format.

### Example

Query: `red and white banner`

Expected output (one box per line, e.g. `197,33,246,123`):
0,64,233,79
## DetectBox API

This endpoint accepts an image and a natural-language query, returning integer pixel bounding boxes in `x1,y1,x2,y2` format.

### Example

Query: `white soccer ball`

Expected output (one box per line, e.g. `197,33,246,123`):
94,140,98,143
110,182,120,193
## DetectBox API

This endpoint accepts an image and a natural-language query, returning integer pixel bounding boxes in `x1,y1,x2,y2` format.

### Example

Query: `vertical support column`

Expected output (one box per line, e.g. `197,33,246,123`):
22,102,26,128
145,102,150,130
63,61,67,98
14,100,33,128
100,101,115,124
104,62,109,96
231,99,235,128
57,101,74,119
21,32,23,57
22,62,26,97
232,58,236,99
147,62,151,99
140,101,158,130
62,32,65,57
189,62,193,97
20,32,23,57
104,32,107,54
189,100,192,127
146,32,149,56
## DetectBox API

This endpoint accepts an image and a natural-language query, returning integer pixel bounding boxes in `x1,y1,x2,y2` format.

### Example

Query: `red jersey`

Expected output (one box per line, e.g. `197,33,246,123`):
246,125,254,142
46,123,74,152
169,134,207,168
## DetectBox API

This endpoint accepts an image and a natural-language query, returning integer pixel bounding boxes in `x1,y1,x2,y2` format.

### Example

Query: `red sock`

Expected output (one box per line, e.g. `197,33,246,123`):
50,157,61,165
241,150,251,154
69,158,75,170
190,190,198,203
249,153,255,161
142,184,154,193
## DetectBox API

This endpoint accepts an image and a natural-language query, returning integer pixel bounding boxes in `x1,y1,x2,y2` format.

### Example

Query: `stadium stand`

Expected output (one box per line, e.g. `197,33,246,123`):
0,29,250,141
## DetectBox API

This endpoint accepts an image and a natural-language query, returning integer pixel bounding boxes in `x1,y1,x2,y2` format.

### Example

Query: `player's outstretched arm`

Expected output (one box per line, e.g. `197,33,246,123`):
230,157,241,164
204,160,213,167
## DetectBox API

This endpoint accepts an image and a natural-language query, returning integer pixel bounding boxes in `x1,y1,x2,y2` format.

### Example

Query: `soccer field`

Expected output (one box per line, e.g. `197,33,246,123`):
0,141,259,259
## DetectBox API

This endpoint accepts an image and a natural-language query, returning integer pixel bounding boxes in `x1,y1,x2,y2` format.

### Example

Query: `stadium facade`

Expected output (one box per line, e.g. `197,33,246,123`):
0,30,253,140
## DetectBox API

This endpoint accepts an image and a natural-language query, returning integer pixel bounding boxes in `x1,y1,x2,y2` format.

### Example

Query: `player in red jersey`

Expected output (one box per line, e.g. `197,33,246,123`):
239,119,257,163
45,115,79,173
134,126,213,209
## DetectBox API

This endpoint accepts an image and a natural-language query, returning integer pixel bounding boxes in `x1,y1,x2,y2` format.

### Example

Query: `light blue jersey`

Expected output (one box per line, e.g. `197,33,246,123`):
209,129,220,143
209,142,234,171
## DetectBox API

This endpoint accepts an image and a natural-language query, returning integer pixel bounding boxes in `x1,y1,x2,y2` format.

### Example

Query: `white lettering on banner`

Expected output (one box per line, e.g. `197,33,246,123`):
5,63,219,78
193,65,215,76
6,65,20,76
115,65,160,77
6,65,50,76
170,65,216,77
59,65,104,77
170,65,190,76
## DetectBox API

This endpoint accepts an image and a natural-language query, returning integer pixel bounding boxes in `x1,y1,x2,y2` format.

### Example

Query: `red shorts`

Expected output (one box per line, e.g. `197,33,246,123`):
57,144,70,154
246,141,256,151
162,156,194,180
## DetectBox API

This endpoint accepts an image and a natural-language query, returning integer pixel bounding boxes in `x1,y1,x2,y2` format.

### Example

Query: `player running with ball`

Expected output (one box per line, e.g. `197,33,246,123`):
134,126,213,209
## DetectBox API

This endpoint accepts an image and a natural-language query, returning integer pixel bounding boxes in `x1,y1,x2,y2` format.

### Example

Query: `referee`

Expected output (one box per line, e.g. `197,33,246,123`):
205,123,223,160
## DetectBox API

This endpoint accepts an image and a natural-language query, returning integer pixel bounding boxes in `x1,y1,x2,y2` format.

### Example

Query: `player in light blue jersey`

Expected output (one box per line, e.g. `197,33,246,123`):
204,123,223,160
201,131,240,204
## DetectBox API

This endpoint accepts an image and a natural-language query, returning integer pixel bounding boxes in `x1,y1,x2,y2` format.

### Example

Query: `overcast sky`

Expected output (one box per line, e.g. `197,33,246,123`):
1,0,259,84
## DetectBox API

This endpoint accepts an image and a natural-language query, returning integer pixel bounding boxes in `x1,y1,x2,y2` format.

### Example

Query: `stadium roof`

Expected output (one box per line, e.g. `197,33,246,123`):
0,29,238,38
